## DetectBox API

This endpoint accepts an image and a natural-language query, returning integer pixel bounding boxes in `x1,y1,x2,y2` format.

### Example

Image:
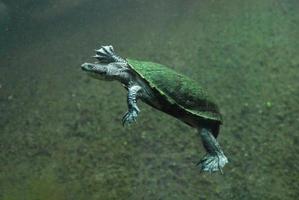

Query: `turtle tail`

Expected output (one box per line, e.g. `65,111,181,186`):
93,45,125,63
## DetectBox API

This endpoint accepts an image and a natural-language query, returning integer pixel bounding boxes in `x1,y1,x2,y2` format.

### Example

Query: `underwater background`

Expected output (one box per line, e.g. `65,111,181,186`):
0,0,298,199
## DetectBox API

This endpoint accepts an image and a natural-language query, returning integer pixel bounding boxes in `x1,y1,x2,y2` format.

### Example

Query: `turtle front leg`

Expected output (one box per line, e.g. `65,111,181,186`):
197,128,228,173
122,85,142,126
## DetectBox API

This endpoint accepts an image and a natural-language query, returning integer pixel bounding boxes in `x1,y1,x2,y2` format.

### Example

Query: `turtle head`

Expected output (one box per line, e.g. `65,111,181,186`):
81,62,107,80
81,62,129,82
81,45,130,82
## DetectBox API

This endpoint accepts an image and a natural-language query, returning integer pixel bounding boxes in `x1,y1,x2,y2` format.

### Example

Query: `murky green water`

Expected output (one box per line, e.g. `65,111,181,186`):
1,0,298,199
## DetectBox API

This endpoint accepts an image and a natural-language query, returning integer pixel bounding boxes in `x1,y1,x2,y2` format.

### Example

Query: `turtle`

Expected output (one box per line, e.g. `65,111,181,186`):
81,45,228,172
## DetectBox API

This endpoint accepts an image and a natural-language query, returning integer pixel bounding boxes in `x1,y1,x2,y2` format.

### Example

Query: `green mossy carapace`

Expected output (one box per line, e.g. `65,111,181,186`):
81,45,228,173
126,58,222,124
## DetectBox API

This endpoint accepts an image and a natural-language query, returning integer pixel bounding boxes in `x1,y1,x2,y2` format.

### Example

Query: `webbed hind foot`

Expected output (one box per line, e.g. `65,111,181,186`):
122,108,139,126
197,152,228,173
198,127,228,173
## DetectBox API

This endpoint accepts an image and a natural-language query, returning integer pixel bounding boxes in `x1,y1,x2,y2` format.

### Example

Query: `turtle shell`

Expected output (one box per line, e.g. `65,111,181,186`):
127,59,222,124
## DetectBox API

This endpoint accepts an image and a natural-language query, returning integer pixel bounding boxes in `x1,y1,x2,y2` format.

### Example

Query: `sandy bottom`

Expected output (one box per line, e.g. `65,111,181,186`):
1,0,299,199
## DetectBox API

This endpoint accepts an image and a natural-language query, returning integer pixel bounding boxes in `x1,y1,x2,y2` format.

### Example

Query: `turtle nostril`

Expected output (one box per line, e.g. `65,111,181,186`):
81,63,93,71
81,64,87,71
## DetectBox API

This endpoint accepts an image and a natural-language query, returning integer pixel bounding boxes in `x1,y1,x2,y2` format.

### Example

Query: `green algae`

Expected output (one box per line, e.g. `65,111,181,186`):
0,0,299,199
127,58,222,122
2,168,66,200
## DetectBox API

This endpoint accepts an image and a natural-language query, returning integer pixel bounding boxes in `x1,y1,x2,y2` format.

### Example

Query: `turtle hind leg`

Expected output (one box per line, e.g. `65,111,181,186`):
197,128,228,173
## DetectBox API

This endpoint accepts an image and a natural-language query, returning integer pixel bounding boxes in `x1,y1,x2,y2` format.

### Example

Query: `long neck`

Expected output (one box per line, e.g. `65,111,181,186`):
117,70,132,86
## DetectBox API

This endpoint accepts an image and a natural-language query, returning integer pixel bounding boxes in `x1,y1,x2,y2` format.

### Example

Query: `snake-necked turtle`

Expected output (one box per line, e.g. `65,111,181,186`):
81,45,228,172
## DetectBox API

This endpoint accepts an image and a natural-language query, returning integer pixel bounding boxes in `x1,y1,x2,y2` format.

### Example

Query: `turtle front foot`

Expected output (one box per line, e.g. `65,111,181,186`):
196,152,228,173
122,107,140,126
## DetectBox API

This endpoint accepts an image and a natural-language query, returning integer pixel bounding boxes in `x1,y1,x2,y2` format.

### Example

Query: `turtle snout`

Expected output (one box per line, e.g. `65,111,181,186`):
81,63,94,71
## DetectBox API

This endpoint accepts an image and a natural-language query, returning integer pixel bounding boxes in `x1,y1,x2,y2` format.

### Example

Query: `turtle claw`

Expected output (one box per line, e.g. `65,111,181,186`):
122,109,139,126
94,45,118,63
196,152,228,173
